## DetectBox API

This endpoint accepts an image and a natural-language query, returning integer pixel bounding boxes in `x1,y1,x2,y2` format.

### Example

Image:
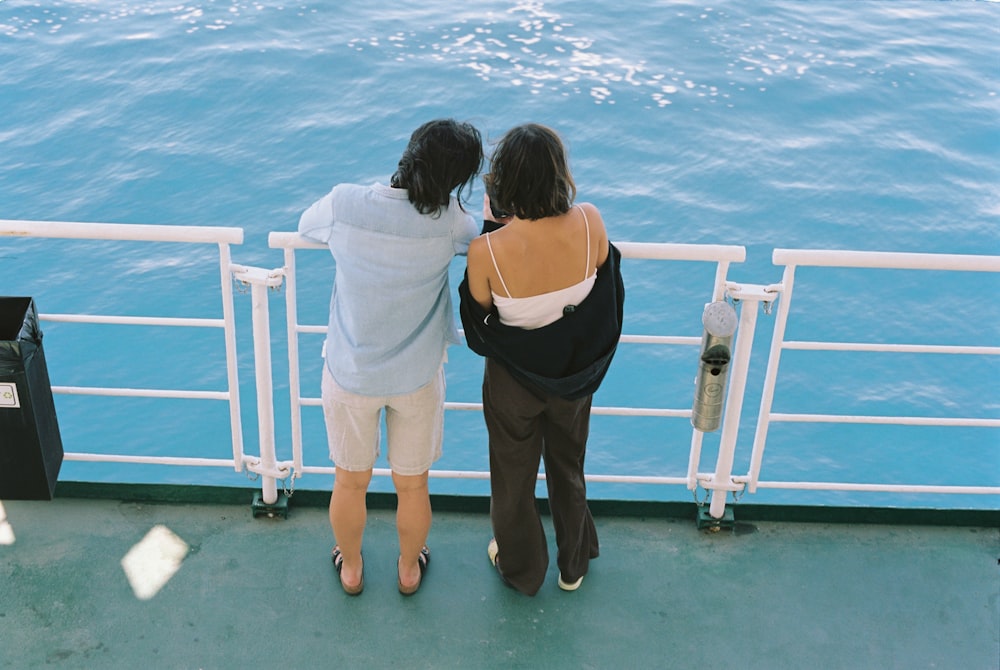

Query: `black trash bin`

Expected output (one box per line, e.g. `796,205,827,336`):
0,297,63,500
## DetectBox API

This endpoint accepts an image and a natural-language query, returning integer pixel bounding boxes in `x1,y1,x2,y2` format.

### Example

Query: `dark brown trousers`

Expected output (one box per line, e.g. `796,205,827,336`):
482,358,599,595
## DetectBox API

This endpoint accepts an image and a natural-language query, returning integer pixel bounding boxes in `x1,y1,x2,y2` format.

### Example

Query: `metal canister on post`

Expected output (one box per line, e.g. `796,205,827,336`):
691,300,738,432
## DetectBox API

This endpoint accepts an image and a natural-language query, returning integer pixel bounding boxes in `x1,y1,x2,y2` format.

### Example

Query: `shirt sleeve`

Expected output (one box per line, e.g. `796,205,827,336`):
298,189,336,244
452,211,479,256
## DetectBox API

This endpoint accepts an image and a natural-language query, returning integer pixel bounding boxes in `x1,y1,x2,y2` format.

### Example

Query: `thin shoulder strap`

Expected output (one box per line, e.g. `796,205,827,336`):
486,232,512,298
578,205,591,280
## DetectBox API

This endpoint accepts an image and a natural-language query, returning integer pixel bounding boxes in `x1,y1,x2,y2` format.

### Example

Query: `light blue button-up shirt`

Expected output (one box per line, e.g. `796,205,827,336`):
298,182,478,396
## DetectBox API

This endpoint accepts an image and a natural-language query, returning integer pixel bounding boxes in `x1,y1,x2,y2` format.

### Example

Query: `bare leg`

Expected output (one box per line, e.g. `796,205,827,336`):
393,470,431,590
330,467,373,589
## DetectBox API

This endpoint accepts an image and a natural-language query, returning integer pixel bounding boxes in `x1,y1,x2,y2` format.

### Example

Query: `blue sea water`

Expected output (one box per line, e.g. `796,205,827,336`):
1,0,998,508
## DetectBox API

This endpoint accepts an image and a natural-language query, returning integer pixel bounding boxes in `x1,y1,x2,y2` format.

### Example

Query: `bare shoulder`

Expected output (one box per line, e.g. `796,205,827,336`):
578,202,610,265
467,234,490,271
578,202,608,238
577,202,606,229
465,234,495,309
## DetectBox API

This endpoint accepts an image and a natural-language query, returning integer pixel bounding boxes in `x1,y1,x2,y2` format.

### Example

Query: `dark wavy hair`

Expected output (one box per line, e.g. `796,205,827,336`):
483,123,576,221
392,119,483,217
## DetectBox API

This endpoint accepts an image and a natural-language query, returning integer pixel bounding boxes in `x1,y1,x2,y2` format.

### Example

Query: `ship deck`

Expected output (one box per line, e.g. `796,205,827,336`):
2,484,997,669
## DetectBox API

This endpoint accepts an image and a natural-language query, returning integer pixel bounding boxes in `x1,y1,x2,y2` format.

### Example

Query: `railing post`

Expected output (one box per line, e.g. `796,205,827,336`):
218,243,246,472
747,267,794,494
280,247,305,480
231,264,291,518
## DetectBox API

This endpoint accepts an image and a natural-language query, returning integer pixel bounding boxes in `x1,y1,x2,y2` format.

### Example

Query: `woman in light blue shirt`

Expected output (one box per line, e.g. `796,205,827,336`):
298,119,482,596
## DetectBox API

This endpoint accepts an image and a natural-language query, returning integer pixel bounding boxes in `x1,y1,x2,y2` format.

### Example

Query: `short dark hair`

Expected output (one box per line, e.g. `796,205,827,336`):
484,123,576,220
393,119,483,217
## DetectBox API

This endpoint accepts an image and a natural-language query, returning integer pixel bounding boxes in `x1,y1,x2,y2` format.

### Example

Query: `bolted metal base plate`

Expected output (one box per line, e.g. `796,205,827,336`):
251,491,290,519
696,506,735,531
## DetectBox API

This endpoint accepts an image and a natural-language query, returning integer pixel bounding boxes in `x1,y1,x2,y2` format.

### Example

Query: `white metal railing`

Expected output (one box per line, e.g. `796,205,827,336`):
0,220,248,473
743,248,1000,498
4,220,998,512
266,232,751,511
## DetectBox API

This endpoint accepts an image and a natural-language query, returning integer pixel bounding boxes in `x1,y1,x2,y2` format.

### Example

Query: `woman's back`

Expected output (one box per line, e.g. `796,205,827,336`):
468,202,609,328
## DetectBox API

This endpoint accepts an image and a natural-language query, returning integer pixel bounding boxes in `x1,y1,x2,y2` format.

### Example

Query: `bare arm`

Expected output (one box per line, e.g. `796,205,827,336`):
466,236,495,312
581,202,610,267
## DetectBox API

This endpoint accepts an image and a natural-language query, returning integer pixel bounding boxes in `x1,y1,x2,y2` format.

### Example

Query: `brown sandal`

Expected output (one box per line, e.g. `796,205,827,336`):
397,546,430,596
332,546,364,596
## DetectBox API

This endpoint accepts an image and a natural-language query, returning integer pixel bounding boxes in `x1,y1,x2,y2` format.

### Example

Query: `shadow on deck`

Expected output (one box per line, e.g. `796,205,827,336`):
2,484,998,669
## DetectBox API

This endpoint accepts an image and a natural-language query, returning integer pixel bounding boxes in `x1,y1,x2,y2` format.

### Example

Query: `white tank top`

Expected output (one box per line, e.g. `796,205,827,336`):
488,205,597,330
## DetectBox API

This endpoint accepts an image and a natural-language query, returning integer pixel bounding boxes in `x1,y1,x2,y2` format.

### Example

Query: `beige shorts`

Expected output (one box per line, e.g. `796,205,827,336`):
321,364,445,476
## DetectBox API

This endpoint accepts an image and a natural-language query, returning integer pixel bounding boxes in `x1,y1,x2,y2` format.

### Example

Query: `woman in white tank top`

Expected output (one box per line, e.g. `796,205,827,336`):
465,123,610,595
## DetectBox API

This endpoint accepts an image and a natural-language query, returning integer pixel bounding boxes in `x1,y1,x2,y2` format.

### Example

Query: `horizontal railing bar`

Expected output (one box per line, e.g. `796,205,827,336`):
302,398,692,418
53,386,230,401
460,330,703,346
620,334,700,346
64,453,236,467
592,406,691,417
41,314,225,328
269,232,326,249
299,465,481,479
445,402,481,411
297,464,690,486
584,474,690,485
298,466,494,480
783,341,1000,355
0,220,244,245
612,241,746,262
269,231,746,263
300,326,703,347
772,248,1000,272
742,478,1000,495
431,469,489,480
769,413,1000,427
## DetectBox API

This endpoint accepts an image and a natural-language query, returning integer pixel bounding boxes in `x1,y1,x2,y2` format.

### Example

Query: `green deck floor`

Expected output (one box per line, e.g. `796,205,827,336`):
1,486,997,669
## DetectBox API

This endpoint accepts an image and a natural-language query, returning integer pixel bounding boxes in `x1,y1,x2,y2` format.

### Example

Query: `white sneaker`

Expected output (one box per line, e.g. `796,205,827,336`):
558,574,583,591
487,538,499,567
